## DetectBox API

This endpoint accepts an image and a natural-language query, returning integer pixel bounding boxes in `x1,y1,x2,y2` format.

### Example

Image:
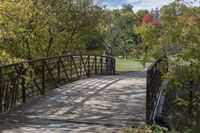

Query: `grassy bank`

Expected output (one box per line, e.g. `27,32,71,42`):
115,58,152,73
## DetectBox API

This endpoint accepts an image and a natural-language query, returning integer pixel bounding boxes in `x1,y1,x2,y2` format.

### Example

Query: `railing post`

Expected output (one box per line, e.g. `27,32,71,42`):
70,57,72,78
189,63,193,127
87,55,90,77
146,69,151,124
105,56,108,74
80,57,82,77
22,77,26,103
100,56,103,75
18,64,26,103
0,68,2,86
42,61,45,94
0,68,2,112
94,56,97,75
113,58,116,75
109,58,112,75
57,59,60,85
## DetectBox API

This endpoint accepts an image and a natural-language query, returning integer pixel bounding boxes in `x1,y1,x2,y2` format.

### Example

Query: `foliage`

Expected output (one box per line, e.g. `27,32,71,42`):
0,0,105,59
134,24,161,67
0,0,199,130
103,5,146,59
122,125,171,133
0,0,154,61
0,50,24,64
134,0,200,130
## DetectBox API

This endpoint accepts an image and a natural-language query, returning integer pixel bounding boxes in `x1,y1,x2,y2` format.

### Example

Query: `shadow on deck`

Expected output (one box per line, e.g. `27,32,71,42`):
0,71,146,133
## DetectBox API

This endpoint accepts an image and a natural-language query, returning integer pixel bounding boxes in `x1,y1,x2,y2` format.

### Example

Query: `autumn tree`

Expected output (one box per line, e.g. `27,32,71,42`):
135,0,200,130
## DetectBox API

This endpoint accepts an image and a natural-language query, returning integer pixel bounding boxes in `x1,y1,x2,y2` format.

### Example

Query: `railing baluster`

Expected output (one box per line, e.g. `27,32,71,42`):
113,58,116,75
146,69,151,124
87,55,90,77
94,56,97,75
57,59,60,85
105,56,108,74
80,55,87,76
100,56,103,75
0,68,2,112
71,55,79,77
69,57,72,79
19,65,26,103
42,61,45,94
59,58,70,80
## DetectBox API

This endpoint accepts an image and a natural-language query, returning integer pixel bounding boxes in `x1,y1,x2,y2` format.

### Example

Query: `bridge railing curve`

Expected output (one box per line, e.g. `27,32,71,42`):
146,56,168,124
0,54,115,113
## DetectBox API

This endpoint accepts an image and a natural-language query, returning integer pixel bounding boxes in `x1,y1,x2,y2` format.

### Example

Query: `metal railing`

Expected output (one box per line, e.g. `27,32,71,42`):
146,56,168,124
0,54,115,113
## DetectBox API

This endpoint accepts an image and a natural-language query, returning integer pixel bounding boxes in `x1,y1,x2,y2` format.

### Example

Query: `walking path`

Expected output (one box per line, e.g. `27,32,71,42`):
0,71,146,133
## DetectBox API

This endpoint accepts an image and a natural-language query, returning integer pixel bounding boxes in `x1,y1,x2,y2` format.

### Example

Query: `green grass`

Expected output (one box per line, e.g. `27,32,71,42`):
116,58,152,73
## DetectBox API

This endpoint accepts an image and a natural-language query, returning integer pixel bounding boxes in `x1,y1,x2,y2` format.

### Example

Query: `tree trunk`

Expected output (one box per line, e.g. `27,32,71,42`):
123,50,127,60
47,28,54,57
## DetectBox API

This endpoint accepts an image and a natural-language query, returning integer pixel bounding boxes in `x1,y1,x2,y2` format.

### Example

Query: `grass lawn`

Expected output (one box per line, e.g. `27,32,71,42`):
115,58,152,73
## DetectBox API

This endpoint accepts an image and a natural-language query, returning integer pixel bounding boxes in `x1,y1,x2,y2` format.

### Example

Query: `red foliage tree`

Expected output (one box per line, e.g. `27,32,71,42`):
142,13,157,27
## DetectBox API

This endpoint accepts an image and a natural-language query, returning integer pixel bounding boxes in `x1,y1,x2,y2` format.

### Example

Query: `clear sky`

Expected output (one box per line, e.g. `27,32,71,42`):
96,0,200,12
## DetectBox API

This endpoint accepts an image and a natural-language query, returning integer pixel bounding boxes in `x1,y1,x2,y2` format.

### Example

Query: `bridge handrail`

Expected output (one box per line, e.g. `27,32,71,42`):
146,56,168,124
0,54,115,113
0,54,115,68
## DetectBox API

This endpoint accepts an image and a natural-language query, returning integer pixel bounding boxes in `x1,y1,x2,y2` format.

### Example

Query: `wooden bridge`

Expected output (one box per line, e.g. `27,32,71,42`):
0,54,166,133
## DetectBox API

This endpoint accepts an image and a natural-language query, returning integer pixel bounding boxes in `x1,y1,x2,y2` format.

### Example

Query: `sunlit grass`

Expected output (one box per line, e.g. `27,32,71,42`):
115,58,152,73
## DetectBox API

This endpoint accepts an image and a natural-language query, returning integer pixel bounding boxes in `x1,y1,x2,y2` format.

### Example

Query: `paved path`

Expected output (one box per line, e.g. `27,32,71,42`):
0,71,146,133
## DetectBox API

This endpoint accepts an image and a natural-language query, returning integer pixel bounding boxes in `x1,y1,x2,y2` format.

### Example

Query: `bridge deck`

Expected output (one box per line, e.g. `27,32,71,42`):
0,71,146,133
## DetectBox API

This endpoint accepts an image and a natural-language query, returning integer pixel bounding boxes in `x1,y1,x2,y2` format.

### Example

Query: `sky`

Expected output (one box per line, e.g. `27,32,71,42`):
96,0,200,12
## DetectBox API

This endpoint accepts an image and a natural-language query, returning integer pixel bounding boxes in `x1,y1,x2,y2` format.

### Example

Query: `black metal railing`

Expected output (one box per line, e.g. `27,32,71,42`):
0,54,115,113
146,56,168,124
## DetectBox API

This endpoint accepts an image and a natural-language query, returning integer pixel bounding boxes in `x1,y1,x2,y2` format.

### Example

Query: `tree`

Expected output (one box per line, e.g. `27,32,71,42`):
0,0,105,60
103,4,139,59
135,0,200,129
135,10,149,25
